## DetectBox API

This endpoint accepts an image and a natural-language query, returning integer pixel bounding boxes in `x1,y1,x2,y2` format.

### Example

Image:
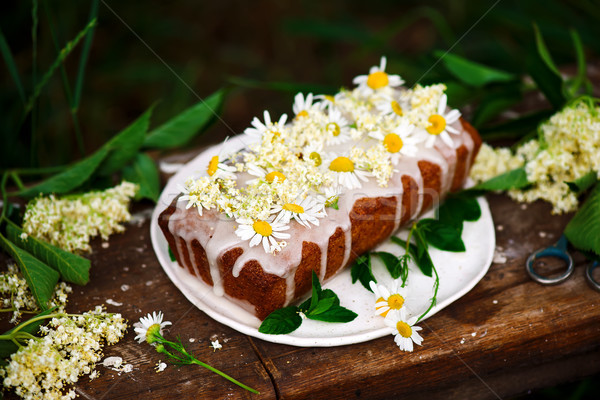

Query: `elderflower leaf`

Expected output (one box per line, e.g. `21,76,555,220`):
15,146,109,198
143,89,226,149
0,308,57,361
5,220,90,285
350,254,376,292
435,51,516,87
470,167,529,192
566,171,597,195
258,306,302,335
122,153,160,202
98,106,154,175
564,183,600,256
417,219,465,252
0,234,59,309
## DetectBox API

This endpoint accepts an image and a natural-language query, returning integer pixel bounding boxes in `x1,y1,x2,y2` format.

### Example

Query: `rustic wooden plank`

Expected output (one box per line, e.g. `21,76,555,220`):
249,194,600,399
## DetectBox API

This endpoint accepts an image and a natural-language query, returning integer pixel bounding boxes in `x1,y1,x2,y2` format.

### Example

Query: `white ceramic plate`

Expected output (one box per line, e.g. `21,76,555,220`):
150,137,495,347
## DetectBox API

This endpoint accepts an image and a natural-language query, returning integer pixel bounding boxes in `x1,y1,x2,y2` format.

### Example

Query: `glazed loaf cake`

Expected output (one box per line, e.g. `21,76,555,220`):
158,60,482,320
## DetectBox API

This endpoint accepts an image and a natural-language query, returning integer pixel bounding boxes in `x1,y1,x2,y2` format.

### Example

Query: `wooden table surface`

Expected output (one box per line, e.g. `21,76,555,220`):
3,151,600,400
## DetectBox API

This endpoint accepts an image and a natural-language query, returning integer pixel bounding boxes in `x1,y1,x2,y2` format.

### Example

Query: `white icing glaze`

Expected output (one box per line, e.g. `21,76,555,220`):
166,120,477,309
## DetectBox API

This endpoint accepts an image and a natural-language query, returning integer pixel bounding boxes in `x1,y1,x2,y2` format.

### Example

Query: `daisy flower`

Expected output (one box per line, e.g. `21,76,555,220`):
134,311,172,344
353,56,405,96
245,163,287,185
326,154,371,190
315,92,345,111
375,93,407,118
244,110,288,139
384,308,424,352
293,92,316,118
303,141,324,167
369,120,422,164
272,195,326,228
369,280,409,317
177,177,218,216
324,108,351,145
206,139,237,180
320,185,342,209
235,218,291,253
423,93,461,148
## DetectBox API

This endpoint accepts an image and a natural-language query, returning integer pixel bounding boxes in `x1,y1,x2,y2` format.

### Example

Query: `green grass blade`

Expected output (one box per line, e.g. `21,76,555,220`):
74,0,99,109
0,27,26,104
568,29,587,97
23,18,97,116
533,23,560,76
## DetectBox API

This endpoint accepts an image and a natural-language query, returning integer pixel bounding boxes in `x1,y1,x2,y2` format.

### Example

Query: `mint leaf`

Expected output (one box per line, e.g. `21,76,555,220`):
6,221,90,285
98,106,153,176
258,306,302,335
418,219,465,252
471,167,529,192
144,89,226,149
436,51,515,87
566,171,597,195
438,195,481,229
307,306,357,323
565,183,600,256
16,146,109,198
0,234,59,310
0,308,57,361
309,270,321,312
350,254,376,292
122,153,160,202
373,251,403,279
309,297,337,316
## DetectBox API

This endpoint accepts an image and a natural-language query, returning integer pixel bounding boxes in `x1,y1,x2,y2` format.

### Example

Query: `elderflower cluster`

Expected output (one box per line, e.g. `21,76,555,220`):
1,306,127,400
471,99,600,213
179,56,465,253
0,263,71,324
22,181,138,252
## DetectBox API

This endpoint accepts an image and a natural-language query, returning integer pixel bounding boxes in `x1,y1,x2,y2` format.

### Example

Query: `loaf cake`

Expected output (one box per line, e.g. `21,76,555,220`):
159,57,482,320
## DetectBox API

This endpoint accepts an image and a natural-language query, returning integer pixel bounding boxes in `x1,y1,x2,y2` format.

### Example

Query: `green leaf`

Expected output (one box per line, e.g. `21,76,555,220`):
472,88,522,127
307,306,357,323
0,27,25,105
24,19,97,116
418,219,465,252
390,237,433,277
480,110,553,141
350,254,376,292
308,297,337,316
15,146,109,198
566,29,587,97
566,172,597,195
98,106,153,175
258,306,302,335
527,25,566,110
309,270,321,312
144,89,226,149
122,153,160,202
373,251,403,279
74,0,99,109
0,234,59,310
168,246,176,262
0,308,56,360
435,51,515,87
470,167,529,192
437,195,481,229
564,184,600,256
5,221,90,285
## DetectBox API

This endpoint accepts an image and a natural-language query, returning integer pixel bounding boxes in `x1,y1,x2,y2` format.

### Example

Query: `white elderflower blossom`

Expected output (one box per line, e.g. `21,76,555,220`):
22,181,138,253
1,263,72,324
1,307,127,399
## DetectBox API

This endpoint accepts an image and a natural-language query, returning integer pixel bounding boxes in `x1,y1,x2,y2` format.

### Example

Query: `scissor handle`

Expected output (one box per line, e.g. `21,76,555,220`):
585,261,600,292
526,244,574,285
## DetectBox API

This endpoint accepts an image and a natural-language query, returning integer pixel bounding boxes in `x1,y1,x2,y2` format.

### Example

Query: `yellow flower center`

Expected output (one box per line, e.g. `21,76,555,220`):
396,321,412,338
265,171,286,183
329,156,355,173
324,95,335,103
146,323,162,344
283,203,304,214
391,101,403,116
309,151,322,167
383,133,404,153
327,122,341,137
207,156,219,176
387,294,405,310
427,114,446,135
367,71,389,90
296,110,309,119
252,220,273,237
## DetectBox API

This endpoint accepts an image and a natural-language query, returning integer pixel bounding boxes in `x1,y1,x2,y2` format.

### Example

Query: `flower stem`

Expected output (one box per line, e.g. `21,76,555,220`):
190,359,259,394
416,262,440,323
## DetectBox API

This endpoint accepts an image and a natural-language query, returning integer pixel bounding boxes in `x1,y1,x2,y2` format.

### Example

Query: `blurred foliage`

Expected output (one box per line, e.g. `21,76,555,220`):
1,0,599,170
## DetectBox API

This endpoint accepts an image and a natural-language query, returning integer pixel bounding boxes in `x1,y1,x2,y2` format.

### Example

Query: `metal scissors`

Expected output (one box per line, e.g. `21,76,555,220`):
526,234,600,292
